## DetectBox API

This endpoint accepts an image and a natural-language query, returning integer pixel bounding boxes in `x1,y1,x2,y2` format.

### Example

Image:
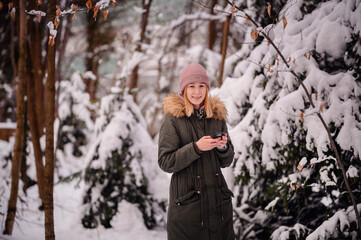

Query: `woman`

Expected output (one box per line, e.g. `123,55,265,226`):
158,63,235,240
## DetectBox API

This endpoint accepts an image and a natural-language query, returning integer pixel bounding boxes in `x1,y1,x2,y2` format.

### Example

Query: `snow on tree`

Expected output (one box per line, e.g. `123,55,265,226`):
80,84,166,229
217,0,361,239
0,137,15,206
0,83,16,122
56,71,96,179
304,204,361,240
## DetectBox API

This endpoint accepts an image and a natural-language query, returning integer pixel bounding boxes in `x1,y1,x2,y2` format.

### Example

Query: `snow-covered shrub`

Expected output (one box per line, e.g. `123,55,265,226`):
271,223,310,240
81,86,166,229
0,137,28,225
55,72,96,180
57,72,95,157
306,204,361,240
0,138,14,200
0,82,15,122
218,0,361,239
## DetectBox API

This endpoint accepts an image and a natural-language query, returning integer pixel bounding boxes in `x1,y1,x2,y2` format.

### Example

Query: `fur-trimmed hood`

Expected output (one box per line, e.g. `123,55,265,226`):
162,93,227,121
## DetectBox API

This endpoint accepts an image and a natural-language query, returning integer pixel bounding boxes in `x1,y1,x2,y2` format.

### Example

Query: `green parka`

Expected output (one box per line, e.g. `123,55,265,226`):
158,93,235,240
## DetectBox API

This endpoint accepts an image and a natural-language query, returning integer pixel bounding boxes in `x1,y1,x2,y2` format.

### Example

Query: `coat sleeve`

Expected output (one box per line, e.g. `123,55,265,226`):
158,115,201,173
216,121,235,168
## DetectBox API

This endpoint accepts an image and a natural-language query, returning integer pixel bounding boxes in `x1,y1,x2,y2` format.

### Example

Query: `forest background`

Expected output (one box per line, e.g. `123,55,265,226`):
0,0,360,239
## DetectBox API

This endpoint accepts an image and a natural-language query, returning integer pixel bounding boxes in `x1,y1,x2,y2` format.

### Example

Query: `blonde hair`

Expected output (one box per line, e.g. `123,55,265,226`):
183,86,213,118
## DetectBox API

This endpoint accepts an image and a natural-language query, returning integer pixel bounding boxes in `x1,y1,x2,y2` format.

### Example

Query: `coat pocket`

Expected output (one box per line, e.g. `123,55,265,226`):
175,190,200,205
221,188,234,200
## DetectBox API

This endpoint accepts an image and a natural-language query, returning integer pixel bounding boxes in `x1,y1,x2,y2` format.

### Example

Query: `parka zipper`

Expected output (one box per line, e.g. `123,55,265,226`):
188,116,206,227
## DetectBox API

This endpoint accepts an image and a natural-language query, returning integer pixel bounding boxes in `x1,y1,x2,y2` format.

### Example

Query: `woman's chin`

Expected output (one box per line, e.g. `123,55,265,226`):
191,101,202,106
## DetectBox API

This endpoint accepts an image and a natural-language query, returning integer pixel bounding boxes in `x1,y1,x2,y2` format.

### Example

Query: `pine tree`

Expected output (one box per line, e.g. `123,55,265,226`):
55,71,96,180
221,0,361,239
57,72,95,158
81,86,165,229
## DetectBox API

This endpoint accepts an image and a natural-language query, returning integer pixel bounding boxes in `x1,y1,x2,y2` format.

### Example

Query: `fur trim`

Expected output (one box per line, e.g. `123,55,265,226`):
162,93,227,121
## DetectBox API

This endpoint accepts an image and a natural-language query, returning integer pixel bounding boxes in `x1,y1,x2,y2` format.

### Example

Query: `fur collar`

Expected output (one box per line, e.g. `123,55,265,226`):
162,93,227,121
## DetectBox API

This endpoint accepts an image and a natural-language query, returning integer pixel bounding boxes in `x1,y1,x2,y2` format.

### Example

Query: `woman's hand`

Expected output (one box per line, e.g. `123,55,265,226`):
216,134,228,149
195,134,228,151
196,136,219,151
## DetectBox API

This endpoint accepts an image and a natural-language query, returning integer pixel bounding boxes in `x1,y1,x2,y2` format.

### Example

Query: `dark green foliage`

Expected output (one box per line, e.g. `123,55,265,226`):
58,113,87,157
249,0,289,27
312,51,348,75
312,32,360,79
235,123,329,239
0,86,16,122
345,34,361,83
300,0,328,15
235,110,361,239
82,137,165,229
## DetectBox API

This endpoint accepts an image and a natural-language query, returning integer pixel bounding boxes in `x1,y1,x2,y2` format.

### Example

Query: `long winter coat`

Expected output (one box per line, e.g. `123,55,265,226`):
158,93,235,240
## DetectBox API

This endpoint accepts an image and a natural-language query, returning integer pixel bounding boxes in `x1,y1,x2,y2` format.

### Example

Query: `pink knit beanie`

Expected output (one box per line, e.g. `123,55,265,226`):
179,63,210,93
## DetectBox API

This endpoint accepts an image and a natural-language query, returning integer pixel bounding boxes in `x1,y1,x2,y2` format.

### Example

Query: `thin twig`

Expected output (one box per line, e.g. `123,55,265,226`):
278,107,318,119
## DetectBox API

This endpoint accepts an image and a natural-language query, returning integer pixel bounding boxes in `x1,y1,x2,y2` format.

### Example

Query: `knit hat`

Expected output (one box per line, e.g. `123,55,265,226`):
179,63,210,93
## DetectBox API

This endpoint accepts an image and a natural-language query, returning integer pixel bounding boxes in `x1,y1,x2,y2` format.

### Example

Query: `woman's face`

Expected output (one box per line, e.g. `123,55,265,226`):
185,82,207,109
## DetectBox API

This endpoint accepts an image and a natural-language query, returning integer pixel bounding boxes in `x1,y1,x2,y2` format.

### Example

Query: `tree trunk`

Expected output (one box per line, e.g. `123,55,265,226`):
208,0,218,50
10,15,17,89
56,15,71,84
3,0,27,234
44,0,56,239
129,0,153,102
28,0,45,135
178,1,193,48
26,0,46,204
27,72,45,204
85,9,99,73
55,14,72,109
85,10,99,102
217,15,231,88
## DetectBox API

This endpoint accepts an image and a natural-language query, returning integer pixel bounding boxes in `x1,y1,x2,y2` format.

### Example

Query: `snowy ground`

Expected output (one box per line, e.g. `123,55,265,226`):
0,180,167,240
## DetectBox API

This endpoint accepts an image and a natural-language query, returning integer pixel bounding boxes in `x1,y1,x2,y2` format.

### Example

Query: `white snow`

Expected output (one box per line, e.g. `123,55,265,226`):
0,122,16,129
26,10,46,17
47,21,57,38
271,223,309,240
306,204,361,240
346,165,359,178
265,197,279,211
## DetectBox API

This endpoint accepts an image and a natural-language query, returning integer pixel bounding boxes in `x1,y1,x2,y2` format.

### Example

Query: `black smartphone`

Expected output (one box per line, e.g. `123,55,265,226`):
212,132,226,139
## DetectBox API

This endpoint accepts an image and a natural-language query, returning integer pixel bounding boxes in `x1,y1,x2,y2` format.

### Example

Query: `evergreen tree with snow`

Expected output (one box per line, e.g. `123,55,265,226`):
56,72,96,178
81,85,166,229
218,0,361,239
